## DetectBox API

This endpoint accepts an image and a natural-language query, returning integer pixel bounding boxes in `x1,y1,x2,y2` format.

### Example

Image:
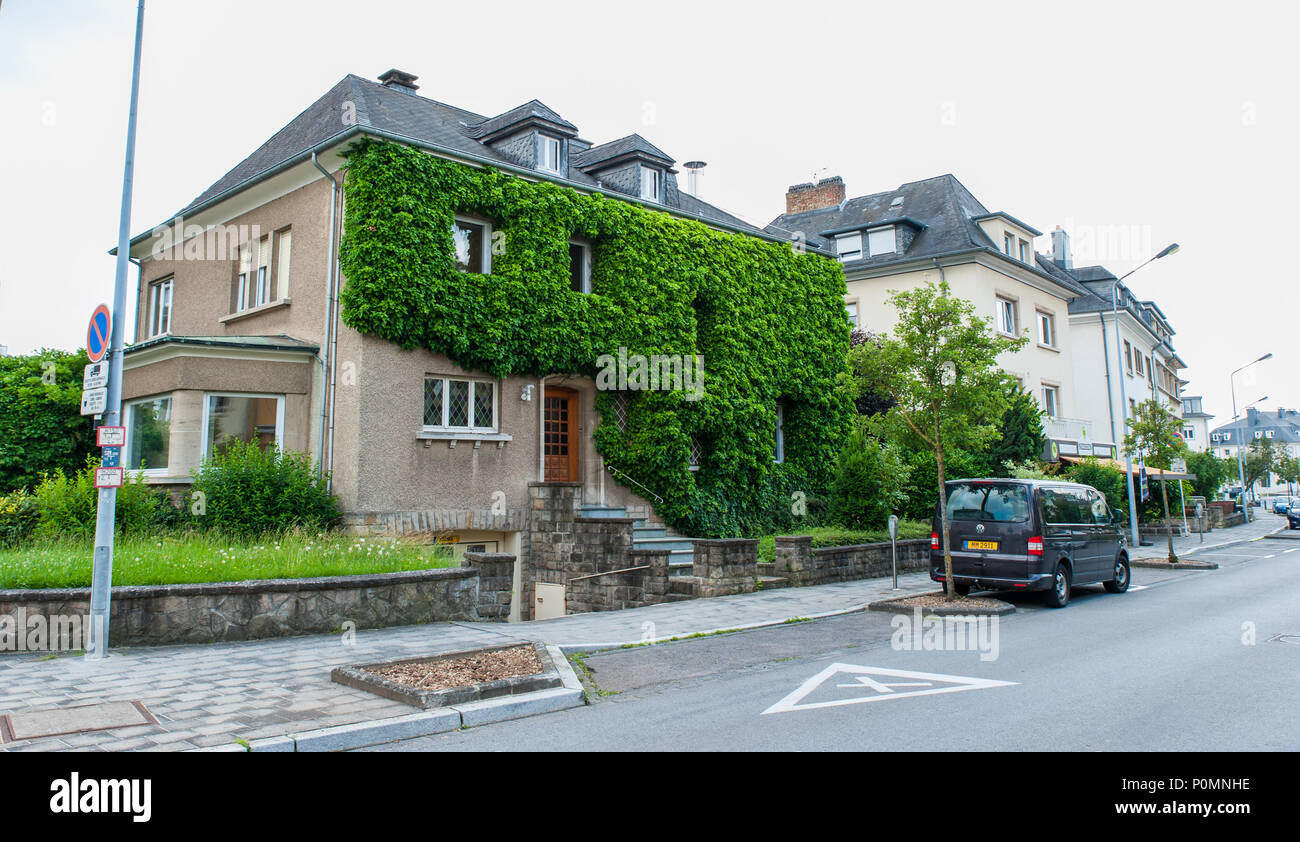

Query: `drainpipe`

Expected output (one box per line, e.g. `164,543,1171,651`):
312,152,340,489
1099,312,1117,445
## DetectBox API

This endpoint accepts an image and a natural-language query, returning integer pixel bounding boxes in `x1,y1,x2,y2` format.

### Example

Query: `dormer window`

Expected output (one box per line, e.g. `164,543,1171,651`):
835,232,863,262
1003,233,1015,255
867,226,895,256
539,135,562,174
640,166,662,202
1018,238,1030,262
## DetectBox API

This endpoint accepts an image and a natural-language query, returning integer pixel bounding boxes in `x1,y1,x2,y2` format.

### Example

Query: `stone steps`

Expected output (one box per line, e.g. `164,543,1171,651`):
579,505,696,575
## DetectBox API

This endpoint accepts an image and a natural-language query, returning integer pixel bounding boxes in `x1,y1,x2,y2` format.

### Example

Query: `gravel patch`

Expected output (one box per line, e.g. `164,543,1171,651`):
868,590,1015,616
363,645,545,693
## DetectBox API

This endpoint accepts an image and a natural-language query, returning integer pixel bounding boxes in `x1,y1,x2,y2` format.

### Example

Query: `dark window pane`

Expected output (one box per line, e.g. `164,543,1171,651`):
946,483,1030,523
127,398,171,470
423,378,443,426
473,382,494,428
207,396,278,459
569,243,587,292
448,380,470,426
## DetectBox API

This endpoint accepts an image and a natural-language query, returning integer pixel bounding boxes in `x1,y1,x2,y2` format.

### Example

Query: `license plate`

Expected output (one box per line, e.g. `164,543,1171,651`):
965,540,998,551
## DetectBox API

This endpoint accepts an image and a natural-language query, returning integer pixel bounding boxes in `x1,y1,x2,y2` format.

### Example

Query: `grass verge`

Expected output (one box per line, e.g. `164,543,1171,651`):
0,531,456,589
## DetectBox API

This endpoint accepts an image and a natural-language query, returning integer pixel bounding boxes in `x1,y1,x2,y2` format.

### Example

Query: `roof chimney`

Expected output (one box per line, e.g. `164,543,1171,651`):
378,69,420,95
1051,226,1073,270
786,176,845,214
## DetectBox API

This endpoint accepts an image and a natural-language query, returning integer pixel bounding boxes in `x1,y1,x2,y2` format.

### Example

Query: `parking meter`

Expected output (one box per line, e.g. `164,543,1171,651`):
888,515,899,589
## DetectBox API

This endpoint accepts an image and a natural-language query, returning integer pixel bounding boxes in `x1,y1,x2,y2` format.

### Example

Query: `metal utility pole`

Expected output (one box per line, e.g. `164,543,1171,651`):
1110,243,1179,546
1230,354,1272,524
87,0,145,660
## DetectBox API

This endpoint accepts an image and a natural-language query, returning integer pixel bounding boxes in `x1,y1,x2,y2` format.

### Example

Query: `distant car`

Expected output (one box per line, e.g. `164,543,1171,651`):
1273,498,1295,515
930,478,1128,609
1288,503,1300,530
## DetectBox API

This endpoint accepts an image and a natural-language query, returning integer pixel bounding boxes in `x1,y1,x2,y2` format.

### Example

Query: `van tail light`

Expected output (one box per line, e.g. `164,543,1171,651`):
931,532,940,550
1028,537,1044,556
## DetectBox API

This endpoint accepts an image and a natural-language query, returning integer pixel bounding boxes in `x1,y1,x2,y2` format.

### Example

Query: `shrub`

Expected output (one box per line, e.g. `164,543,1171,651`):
188,440,340,537
32,456,160,539
1065,457,1128,520
897,447,988,522
828,425,910,530
0,489,40,547
0,349,96,495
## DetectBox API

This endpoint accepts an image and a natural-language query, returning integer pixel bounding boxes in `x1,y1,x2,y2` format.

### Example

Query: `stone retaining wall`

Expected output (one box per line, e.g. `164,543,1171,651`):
774,536,930,586
463,552,516,621
566,550,671,613
0,566,489,648
692,539,758,598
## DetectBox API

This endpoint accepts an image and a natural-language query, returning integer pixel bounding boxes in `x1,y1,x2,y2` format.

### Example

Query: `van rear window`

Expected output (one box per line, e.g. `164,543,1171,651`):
946,483,1030,523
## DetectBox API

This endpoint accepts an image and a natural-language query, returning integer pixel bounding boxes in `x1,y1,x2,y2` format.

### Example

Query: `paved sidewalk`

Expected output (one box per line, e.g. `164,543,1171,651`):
0,571,934,752
1129,513,1282,561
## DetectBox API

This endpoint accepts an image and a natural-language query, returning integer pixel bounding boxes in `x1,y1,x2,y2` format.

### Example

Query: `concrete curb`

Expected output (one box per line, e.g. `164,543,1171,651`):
189,644,586,753
1130,559,1219,570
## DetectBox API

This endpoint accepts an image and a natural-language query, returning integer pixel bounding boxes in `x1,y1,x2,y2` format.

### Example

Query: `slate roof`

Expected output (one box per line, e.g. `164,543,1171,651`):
161,74,761,240
573,133,675,172
1210,409,1300,443
766,173,1087,296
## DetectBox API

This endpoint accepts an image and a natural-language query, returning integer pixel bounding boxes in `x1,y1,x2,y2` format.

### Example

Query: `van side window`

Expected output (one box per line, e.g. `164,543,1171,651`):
1088,492,1111,524
1043,489,1085,524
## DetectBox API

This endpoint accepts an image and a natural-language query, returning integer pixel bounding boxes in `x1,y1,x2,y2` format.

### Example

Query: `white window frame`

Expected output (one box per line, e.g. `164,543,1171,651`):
148,276,173,338
867,226,895,256
1042,384,1060,419
774,402,785,464
199,392,286,462
568,239,592,294
539,135,562,174
835,232,863,262
1018,238,1030,263
1003,232,1015,255
996,296,1018,336
274,227,292,299
845,299,859,328
423,376,499,433
1037,309,1055,348
639,166,662,203
124,395,173,476
451,216,492,274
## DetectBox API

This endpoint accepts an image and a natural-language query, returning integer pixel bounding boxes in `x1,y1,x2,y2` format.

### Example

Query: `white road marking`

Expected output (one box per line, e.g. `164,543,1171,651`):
763,664,1016,715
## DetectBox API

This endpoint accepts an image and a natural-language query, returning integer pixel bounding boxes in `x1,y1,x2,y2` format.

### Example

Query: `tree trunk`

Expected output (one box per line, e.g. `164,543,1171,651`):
935,422,954,602
1160,476,1177,562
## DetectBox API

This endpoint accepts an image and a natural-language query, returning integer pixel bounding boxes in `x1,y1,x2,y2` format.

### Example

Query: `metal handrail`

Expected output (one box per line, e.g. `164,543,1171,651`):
568,565,652,583
605,464,664,505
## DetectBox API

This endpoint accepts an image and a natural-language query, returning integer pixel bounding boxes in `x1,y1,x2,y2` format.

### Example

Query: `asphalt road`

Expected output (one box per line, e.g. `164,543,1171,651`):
366,520,1300,751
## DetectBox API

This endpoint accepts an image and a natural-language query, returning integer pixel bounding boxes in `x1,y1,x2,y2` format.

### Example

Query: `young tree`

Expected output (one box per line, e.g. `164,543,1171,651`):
1275,453,1300,498
1123,399,1189,562
1184,450,1229,501
1243,437,1277,501
850,280,1026,600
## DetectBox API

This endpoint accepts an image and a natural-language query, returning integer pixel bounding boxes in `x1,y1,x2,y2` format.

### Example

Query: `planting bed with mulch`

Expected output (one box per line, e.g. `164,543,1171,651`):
868,591,1015,616
332,642,562,708
1129,558,1218,570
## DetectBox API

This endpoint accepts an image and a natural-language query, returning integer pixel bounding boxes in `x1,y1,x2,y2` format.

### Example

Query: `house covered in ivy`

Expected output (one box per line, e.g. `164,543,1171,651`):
116,69,852,612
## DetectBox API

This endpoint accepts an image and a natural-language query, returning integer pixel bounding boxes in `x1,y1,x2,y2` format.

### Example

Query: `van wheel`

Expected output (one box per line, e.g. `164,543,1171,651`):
1044,562,1071,608
1104,557,1130,593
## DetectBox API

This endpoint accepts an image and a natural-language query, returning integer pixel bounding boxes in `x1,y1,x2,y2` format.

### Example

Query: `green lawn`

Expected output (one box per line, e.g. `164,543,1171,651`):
0,532,458,590
755,521,932,565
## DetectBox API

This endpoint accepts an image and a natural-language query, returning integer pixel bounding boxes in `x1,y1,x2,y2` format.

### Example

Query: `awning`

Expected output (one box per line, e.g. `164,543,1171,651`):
1058,455,1196,481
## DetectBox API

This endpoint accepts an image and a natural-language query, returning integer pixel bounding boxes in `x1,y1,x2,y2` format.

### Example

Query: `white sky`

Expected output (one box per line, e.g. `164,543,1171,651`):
0,0,1295,425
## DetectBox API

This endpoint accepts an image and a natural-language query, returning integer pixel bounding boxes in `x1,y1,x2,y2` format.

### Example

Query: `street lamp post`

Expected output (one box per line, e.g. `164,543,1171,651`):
1229,354,1273,520
1112,243,1180,546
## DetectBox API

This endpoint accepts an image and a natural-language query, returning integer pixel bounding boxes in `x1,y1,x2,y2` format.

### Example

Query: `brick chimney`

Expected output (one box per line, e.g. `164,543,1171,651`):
786,176,845,214
378,69,420,95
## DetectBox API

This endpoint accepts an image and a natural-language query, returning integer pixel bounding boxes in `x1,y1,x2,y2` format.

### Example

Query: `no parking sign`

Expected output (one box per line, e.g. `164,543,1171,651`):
86,304,111,363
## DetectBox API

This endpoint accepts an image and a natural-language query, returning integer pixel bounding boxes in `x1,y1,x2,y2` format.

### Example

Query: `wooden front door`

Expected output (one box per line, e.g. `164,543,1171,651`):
544,388,579,482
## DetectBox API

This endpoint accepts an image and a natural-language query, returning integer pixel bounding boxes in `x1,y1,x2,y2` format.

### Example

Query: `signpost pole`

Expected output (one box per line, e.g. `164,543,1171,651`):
888,514,899,590
87,0,145,660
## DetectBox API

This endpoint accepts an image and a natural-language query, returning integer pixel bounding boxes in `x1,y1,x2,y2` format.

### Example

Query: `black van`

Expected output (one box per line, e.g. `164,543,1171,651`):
930,479,1129,608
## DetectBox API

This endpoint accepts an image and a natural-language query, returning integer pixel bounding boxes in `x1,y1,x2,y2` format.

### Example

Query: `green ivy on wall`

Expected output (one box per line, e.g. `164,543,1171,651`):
338,138,853,537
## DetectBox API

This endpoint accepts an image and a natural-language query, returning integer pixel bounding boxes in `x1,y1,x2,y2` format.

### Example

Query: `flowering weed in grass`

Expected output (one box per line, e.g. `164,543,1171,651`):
0,532,457,589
